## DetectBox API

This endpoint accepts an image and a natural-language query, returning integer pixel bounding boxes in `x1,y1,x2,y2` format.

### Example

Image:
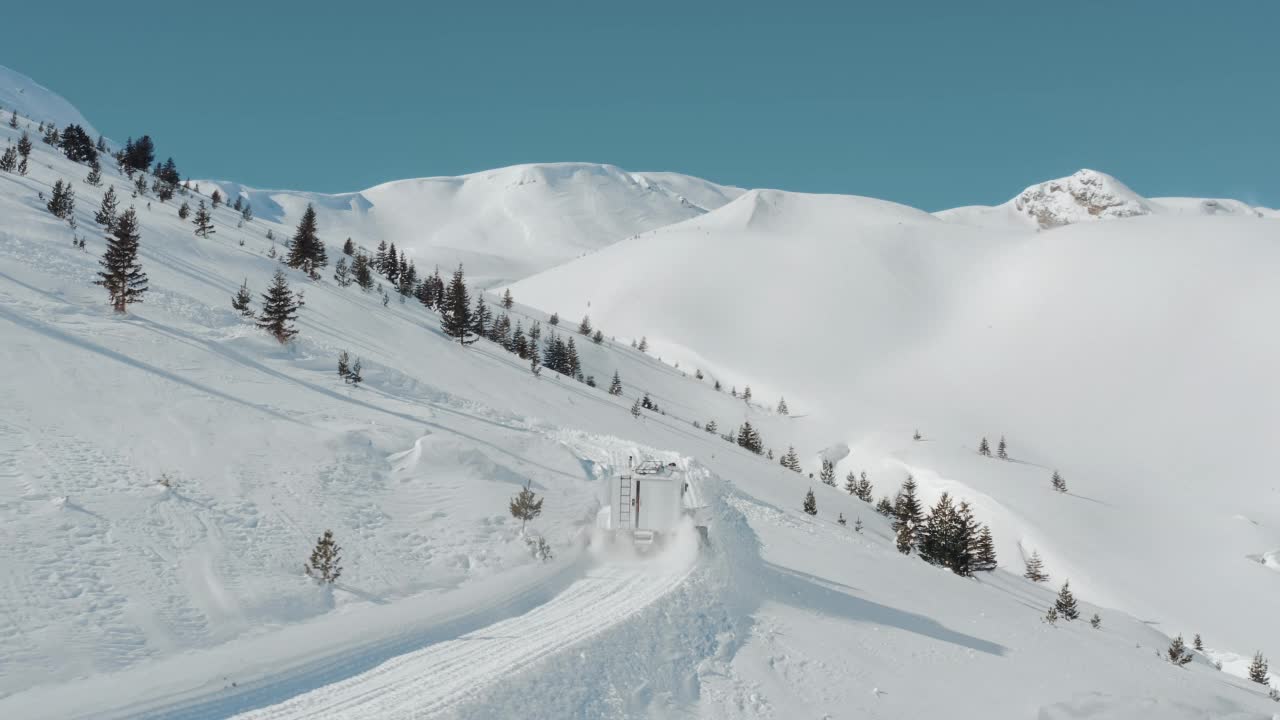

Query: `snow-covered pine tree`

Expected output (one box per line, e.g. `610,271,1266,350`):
895,520,913,554
1090,613,1102,629
439,265,475,345
592,329,603,344
94,208,148,313
0,145,15,173
916,492,955,567
305,530,342,584
819,459,836,487
1044,605,1058,625
892,476,925,549
855,472,874,502
286,204,323,276
743,385,752,403
7,110,16,128
637,336,648,353
780,446,801,472
837,513,847,526
132,172,148,197
705,419,717,434
565,337,581,378
348,357,363,385
178,201,190,220
1051,470,1067,493
193,200,215,237
736,422,763,454
803,488,817,516
231,278,253,316
548,312,559,326
973,525,998,571
17,131,32,160
777,397,789,415
640,392,656,411
509,481,544,533
1054,581,1080,620
844,472,857,495
854,517,863,533
577,314,591,335
1194,634,1203,652
978,437,991,456
913,428,922,441
210,189,222,207
1023,550,1049,582
1247,651,1269,684
337,350,350,380
85,159,102,186
46,179,75,219
1167,636,1193,665
501,288,514,309
256,270,300,343
353,253,374,291
875,496,894,516
333,257,351,287
95,185,118,229
469,294,492,338
630,397,642,418
997,436,1008,459
341,237,355,256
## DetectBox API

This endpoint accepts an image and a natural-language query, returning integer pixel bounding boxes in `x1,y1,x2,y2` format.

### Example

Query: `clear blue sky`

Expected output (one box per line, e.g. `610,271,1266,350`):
5,0,1276,209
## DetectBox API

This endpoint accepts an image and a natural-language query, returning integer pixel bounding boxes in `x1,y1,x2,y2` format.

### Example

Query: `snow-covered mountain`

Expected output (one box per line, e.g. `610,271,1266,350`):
0,65,98,138
3,66,1280,719
938,168,1278,230
196,164,742,287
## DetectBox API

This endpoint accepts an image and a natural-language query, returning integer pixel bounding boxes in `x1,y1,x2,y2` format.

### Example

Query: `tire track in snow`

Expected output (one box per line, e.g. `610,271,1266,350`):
231,558,694,720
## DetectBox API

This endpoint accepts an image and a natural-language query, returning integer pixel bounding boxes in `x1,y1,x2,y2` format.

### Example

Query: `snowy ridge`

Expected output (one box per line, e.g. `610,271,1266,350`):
197,162,744,287
0,65,99,137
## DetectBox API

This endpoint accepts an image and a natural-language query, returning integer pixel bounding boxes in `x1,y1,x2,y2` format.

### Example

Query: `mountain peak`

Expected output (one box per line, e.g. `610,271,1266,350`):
1011,169,1150,228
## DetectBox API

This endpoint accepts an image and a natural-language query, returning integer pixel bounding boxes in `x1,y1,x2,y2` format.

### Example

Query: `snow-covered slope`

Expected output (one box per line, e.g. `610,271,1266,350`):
512,185,1280,681
3,72,1280,719
198,162,743,287
938,168,1278,229
0,65,99,137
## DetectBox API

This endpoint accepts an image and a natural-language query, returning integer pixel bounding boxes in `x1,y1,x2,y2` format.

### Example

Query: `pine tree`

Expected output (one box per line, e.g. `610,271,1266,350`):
1054,581,1079,620
353,253,374,291
743,385,752,403
780,446,801,472
1023,550,1049,582
94,208,148,313
1166,635,1193,665
333,257,351,287
973,525,998,571
348,357,363,385
837,513,847,526
0,145,15,173
854,517,864,532
997,436,1008,460
231,278,253,316
509,481,544,532
59,124,96,163
577,314,592,335
7,110,16,128
736,422,764,454
193,200,215,237
630,397,642,418
469,294,492,337
637,336,648,353
1194,634,1204,652
256,270,300,343
713,379,721,391
875,496,894,516
501,288,514,309
342,237,355,255
1051,470,1067,493
978,437,991,456
913,428,922,441
917,492,955,567
1090,613,1102,629
286,204,324,275
241,203,253,222
178,201,190,220
95,186,118,228
855,472,874,503
85,159,102,186
211,189,222,208
1044,605,1058,625
895,520,914,554
548,312,559,326
705,420,717,434
819,459,836,486
592,329,603,344
892,476,925,549
777,397,789,415
1247,652,1269,684
305,530,342,584
844,472,857,495
439,265,474,345
16,154,27,176
337,350,350,380
17,131,32,159
46,179,75,219
802,488,817,516
133,172,148,197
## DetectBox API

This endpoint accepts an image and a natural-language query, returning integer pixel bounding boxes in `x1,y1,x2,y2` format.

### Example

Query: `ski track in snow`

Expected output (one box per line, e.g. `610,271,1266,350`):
228,557,694,720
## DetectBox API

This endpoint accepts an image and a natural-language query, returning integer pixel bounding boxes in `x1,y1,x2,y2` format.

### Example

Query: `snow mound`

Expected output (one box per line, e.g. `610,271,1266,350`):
0,65,99,137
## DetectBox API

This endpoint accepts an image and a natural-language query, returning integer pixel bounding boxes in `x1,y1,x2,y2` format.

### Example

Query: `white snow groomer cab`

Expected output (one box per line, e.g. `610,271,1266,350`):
599,458,695,550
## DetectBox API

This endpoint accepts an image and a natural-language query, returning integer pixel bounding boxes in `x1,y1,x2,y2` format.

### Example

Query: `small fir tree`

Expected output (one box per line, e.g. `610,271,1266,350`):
777,397,789,415
1193,634,1203,652
231,278,253,316
913,428,922,441
802,488,817,516
608,370,623,396
1044,605,1059,625
844,471,858,495
1090,613,1102,629
95,185,118,228
193,200,215,237
1167,635,1194,666
0,145,15,173
855,472,874,502
337,350,350,380
592,329,604,344
781,446,801,472
548,312,559,326
577,315,592,335
1024,550,1049,582
875,496,894,516
854,517,864,533
1247,652,1269,684
256,270,300,343
305,530,342,584
978,437,991,456
819,459,836,487
837,513,847,526
997,436,1008,459
439,265,475,345
46,179,75,219
501,288,514,308
637,336,648,353
348,357,363,385
178,201,190,220
509,481,544,533
630,397,643,418
1054,581,1080,620
1051,470,1067,493
973,525,998,571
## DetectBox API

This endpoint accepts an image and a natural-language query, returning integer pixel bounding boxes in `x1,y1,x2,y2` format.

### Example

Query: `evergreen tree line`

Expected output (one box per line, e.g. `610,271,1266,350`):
883,475,997,576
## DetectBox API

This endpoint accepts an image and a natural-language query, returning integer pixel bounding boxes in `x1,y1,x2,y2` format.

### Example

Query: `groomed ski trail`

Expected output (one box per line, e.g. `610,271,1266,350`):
230,548,696,720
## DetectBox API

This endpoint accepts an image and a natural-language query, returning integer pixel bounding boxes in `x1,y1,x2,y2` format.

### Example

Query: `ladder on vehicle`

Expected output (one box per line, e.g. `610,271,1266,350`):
618,475,633,529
